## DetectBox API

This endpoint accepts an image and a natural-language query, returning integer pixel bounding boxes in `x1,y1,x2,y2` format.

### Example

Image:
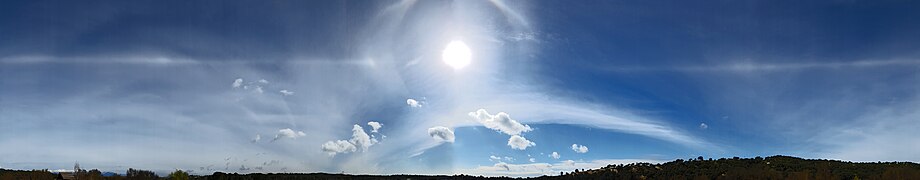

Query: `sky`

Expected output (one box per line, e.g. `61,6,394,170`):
2,0,920,177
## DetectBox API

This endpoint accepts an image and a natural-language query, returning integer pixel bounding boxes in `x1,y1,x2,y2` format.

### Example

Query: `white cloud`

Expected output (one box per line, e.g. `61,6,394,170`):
349,124,374,152
271,128,305,142
550,152,560,159
251,134,261,143
489,155,501,162
406,98,422,107
279,90,294,96
571,144,588,153
254,86,264,94
322,140,357,156
50,169,75,173
321,124,378,156
529,158,536,163
427,126,455,143
232,78,244,88
494,162,511,171
368,121,383,133
699,123,709,129
258,79,269,84
469,109,533,136
508,135,535,150
562,160,575,166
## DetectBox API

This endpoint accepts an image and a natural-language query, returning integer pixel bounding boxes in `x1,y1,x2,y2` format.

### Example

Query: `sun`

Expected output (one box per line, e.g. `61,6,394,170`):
442,40,472,69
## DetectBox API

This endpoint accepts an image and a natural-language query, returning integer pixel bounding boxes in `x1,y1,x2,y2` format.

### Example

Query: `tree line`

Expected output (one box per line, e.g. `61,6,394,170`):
3,155,919,180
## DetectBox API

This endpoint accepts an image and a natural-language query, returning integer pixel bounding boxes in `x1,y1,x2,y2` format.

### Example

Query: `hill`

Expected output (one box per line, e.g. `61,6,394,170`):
549,155,920,180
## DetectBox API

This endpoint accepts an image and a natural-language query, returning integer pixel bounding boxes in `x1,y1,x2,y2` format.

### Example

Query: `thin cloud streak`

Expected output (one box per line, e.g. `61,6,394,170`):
606,59,920,73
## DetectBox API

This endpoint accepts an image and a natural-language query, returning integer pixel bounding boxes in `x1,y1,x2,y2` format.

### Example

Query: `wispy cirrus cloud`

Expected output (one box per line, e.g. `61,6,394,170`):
605,59,920,73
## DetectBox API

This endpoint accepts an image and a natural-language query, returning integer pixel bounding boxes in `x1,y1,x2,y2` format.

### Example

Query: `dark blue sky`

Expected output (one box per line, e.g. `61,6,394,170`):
2,0,919,177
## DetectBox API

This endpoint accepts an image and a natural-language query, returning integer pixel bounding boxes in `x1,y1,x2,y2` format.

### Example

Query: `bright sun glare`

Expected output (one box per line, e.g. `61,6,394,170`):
442,40,472,69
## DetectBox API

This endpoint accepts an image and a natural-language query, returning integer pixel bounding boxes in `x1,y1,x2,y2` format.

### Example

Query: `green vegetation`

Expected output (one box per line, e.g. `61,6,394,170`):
1,155,918,180
168,170,189,180
552,155,920,180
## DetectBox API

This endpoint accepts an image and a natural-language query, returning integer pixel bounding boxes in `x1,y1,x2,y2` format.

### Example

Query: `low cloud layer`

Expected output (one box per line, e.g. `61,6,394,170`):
457,159,666,177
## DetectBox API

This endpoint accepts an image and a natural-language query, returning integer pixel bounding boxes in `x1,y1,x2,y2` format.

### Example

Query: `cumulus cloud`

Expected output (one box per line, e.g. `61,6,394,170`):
349,125,374,152
322,140,357,156
258,79,269,84
529,158,536,163
232,78,244,88
427,126,455,143
321,123,378,156
279,90,294,96
251,134,261,143
489,155,501,162
571,144,588,153
271,128,305,142
699,123,709,129
508,135,535,150
550,152,560,159
406,98,422,107
368,121,382,133
469,109,533,136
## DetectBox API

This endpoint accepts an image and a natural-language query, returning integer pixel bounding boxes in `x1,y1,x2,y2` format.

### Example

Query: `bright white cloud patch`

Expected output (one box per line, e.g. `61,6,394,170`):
550,152,560,159
322,140,357,156
699,123,709,129
529,158,536,163
368,121,382,133
321,123,379,156
489,155,501,162
271,128,305,142
279,90,294,96
349,124,374,152
258,79,269,84
571,144,588,153
232,78,244,88
469,109,533,136
427,126,455,143
406,98,422,107
508,135,535,150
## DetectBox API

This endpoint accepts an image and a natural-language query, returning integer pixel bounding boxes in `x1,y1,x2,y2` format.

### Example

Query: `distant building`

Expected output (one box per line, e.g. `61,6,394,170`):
57,172,75,180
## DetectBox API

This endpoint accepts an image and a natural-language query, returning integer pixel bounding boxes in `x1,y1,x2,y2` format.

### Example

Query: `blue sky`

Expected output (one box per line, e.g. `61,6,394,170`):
2,0,920,177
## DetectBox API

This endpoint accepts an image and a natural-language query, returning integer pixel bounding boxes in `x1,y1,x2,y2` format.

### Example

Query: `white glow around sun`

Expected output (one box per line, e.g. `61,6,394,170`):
442,40,472,69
